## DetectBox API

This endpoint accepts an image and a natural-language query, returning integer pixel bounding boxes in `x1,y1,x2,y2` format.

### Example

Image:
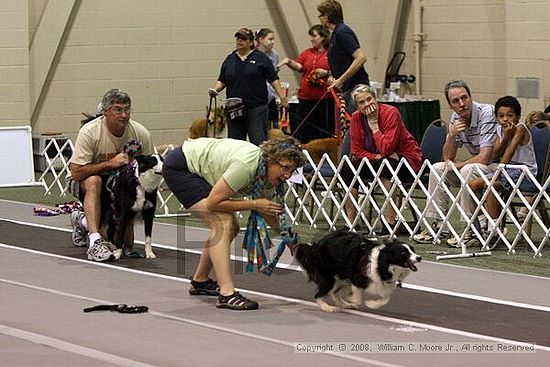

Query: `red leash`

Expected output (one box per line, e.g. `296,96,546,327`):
329,88,352,144
290,89,331,137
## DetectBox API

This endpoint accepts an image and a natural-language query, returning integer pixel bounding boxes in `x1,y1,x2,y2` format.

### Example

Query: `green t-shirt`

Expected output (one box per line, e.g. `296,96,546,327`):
182,138,268,196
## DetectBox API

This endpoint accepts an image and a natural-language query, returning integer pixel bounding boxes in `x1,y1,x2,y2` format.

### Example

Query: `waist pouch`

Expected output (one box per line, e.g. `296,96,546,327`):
226,98,246,122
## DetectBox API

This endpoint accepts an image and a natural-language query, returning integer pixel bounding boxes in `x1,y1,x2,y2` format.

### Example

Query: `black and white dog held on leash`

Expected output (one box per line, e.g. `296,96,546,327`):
294,230,421,312
102,152,163,260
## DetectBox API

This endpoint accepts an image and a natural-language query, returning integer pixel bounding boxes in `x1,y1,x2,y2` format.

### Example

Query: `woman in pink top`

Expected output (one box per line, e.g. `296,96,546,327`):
342,84,422,233
278,24,335,143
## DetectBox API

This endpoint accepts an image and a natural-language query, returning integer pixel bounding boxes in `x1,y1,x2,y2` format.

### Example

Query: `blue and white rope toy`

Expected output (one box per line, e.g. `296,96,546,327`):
243,154,298,276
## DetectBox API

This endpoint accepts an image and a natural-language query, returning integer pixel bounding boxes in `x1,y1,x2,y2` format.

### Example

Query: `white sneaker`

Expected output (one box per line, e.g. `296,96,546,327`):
86,238,116,262
70,211,88,247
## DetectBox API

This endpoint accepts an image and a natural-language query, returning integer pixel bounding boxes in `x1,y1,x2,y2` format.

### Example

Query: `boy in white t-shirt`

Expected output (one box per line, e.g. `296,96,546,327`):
468,96,537,249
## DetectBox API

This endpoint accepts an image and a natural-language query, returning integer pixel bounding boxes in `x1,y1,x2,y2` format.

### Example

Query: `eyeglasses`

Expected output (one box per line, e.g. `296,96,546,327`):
278,161,297,175
109,106,132,115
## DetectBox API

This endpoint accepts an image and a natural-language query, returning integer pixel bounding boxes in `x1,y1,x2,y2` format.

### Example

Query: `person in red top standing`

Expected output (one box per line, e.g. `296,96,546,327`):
278,24,335,143
342,84,422,233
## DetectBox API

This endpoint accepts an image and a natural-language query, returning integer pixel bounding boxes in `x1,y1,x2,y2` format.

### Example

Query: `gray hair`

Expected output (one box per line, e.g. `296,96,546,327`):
351,84,376,106
101,89,131,112
444,80,471,104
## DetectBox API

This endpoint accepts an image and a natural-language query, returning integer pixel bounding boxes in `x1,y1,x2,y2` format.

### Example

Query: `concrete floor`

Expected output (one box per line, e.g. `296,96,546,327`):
1,199,549,366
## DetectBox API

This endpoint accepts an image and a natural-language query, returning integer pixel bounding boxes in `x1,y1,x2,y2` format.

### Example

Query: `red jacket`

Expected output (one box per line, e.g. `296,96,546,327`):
350,103,422,172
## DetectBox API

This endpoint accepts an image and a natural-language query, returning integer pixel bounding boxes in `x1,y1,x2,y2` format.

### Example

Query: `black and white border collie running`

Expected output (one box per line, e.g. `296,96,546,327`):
101,154,163,260
294,230,421,313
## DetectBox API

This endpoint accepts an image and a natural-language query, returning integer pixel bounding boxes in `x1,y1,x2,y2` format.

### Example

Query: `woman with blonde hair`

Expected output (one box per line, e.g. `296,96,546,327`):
341,84,421,234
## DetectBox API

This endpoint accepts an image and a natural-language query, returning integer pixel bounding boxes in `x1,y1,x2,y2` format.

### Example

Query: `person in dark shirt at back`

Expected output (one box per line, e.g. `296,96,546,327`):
317,0,370,113
209,27,288,145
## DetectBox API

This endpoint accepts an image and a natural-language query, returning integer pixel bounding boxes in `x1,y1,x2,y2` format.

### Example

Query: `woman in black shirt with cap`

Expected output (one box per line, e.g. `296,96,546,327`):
209,27,288,145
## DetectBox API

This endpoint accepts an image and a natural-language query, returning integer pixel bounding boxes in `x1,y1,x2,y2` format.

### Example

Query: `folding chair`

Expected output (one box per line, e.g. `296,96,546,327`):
419,119,446,168
507,122,550,234
392,119,447,224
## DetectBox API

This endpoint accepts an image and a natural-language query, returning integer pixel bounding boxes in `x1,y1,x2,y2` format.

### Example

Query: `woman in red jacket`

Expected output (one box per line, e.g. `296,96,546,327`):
342,84,422,234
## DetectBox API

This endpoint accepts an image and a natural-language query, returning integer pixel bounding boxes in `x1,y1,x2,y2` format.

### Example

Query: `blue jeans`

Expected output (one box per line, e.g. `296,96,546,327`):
500,168,538,192
227,104,268,146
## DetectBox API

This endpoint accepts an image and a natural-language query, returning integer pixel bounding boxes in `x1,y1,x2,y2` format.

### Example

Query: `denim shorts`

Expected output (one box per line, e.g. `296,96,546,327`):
162,148,212,209
500,167,538,192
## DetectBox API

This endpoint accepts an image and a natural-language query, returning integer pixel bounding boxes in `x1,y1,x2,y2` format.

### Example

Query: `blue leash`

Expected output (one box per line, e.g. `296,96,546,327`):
105,139,143,225
243,155,298,276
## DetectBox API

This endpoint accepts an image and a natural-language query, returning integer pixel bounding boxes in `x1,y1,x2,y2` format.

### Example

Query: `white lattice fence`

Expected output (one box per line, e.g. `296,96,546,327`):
38,138,549,256
38,138,74,196
286,153,550,257
38,139,189,217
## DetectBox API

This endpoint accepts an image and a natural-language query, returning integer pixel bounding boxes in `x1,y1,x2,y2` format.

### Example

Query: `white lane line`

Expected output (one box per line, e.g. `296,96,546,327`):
1,242,550,352
0,217,74,233
1,208,549,279
0,216,299,262
0,217,207,257
403,283,550,313
0,324,159,367
0,276,402,367
1,217,548,310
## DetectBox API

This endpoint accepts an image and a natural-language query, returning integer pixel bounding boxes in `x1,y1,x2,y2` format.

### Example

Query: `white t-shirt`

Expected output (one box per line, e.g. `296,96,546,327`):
70,116,154,167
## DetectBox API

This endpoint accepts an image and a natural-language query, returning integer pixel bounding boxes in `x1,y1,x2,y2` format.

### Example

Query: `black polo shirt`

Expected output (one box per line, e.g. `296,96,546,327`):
218,49,279,108
328,22,370,92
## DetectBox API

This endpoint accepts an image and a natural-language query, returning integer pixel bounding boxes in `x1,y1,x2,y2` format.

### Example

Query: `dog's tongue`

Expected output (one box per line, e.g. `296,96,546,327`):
408,262,418,272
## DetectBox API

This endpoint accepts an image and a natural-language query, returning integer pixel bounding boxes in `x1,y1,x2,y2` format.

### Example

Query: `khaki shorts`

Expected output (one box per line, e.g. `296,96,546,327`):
67,175,110,202
67,176,81,200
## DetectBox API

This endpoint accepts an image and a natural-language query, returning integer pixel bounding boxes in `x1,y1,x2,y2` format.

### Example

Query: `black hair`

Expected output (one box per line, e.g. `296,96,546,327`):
308,24,330,49
494,95,522,117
